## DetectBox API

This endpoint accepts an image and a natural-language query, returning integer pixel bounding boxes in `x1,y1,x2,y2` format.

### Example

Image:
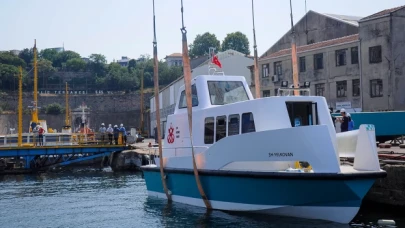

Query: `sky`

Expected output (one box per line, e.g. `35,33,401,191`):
1,0,403,63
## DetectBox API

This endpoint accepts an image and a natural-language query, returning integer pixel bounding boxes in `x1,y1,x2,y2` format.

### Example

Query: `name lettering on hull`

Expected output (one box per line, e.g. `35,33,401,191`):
269,152,294,157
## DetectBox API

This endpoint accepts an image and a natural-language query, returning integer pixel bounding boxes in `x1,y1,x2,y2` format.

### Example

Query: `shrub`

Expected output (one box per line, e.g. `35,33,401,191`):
46,103,63,115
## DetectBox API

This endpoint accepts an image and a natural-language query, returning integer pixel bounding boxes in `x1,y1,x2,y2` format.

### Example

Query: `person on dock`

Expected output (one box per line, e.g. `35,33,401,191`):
338,108,349,132
99,123,106,144
119,123,127,145
32,125,39,146
347,113,355,131
107,124,113,145
38,125,46,146
113,125,119,145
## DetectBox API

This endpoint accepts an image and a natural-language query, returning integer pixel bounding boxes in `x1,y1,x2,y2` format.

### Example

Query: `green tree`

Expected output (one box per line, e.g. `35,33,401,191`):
89,54,107,76
0,52,27,68
39,48,59,63
0,63,19,90
189,32,220,58
18,48,34,67
221,31,250,55
46,103,63,115
66,58,86,72
37,59,56,89
54,51,81,69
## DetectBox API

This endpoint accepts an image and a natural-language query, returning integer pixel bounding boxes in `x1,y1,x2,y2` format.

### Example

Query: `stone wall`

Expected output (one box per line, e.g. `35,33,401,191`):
0,92,152,113
365,164,405,206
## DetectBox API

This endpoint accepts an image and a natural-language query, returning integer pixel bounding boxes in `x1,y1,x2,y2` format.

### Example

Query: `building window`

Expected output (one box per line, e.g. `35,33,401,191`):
262,64,269,78
299,57,306,72
178,84,198,109
352,79,360,97
370,79,383,97
228,114,240,136
204,117,214,144
242,113,256,134
335,49,346,66
315,83,325,96
336,81,347,98
274,61,282,76
351,47,359,64
216,116,227,142
314,53,323,70
263,90,270,97
369,46,382,64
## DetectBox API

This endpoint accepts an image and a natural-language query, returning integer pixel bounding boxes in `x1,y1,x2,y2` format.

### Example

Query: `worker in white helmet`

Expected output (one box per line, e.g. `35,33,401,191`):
119,123,127,145
99,123,106,143
106,124,113,145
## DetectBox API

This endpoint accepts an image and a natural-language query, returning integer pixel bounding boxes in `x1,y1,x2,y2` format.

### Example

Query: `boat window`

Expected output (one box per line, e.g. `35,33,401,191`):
178,84,198,109
285,102,319,127
242,112,256,134
216,116,227,141
204,117,215,144
207,81,249,105
228,114,240,136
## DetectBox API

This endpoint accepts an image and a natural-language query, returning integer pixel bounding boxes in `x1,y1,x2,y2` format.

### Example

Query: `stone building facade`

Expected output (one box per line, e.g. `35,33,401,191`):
257,6,405,112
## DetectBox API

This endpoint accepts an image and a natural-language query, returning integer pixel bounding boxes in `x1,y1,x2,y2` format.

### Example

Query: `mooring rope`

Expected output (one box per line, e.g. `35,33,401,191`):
152,0,171,202
180,0,212,209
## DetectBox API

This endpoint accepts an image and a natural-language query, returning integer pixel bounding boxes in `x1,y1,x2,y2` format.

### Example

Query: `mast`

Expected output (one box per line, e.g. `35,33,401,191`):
152,0,172,202
251,0,261,98
18,67,23,147
290,0,299,96
65,82,70,127
140,65,144,134
180,0,212,209
32,39,39,122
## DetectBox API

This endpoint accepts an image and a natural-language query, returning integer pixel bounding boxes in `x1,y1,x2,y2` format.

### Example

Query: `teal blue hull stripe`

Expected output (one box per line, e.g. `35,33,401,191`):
143,170,376,207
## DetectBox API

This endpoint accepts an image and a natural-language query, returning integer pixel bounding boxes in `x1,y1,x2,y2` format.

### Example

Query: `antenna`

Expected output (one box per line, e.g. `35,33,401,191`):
289,0,299,96
180,0,212,209
251,0,261,98
305,0,308,44
152,0,172,202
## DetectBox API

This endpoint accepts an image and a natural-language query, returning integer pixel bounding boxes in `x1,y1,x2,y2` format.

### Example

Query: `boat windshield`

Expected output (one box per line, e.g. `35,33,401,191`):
207,81,249,105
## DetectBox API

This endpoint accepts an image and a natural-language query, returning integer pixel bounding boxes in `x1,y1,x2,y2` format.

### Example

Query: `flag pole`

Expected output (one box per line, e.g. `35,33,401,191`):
251,0,261,98
152,0,172,202
290,0,299,96
180,0,212,209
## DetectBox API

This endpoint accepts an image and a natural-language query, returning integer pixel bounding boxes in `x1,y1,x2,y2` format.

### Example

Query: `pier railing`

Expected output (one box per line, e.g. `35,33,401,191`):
0,132,129,148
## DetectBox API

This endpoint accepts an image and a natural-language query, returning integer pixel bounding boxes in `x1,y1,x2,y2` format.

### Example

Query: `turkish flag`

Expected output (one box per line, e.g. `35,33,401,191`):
212,55,222,68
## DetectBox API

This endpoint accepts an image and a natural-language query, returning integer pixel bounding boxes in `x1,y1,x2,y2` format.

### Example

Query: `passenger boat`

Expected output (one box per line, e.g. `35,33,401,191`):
141,73,387,223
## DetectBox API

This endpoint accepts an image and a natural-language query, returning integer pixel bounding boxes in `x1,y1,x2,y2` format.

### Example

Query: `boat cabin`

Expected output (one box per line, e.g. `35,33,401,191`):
163,75,335,155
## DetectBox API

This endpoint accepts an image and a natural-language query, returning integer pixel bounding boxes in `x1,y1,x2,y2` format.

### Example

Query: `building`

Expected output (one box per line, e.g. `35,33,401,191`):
165,53,183,67
117,56,132,67
149,49,254,135
48,47,64,53
256,5,405,112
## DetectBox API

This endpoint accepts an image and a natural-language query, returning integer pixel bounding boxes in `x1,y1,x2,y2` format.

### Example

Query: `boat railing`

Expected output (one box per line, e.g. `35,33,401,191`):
208,67,225,76
277,88,311,96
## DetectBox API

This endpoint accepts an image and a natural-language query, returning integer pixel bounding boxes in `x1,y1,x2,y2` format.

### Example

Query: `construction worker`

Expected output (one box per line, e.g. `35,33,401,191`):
32,124,39,146
106,124,113,145
113,125,119,145
99,123,106,144
38,125,46,146
119,123,127,145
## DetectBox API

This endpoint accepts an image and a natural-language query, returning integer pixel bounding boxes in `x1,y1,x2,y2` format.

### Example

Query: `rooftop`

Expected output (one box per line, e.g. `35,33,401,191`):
322,13,362,26
259,34,359,61
165,53,182,58
360,5,405,21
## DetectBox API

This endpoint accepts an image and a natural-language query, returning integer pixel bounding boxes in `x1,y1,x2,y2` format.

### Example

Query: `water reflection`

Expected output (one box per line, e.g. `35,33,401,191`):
0,169,403,228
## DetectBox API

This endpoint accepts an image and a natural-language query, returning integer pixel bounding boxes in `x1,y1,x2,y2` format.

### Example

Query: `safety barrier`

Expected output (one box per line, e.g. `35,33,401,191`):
0,132,128,148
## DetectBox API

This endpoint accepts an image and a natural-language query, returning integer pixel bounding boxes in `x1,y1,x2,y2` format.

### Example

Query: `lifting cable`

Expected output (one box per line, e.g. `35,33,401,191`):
152,0,172,202
180,0,212,209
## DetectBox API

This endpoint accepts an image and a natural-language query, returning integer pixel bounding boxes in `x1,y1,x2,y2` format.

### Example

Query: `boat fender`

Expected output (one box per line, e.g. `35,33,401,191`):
377,219,396,226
